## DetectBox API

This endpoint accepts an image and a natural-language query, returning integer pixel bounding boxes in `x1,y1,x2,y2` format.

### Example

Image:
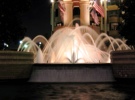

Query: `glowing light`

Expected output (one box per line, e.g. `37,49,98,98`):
4,43,8,47
39,42,42,45
24,44,28,48
19,41,23,44
101,0,108,3
50,0,54,3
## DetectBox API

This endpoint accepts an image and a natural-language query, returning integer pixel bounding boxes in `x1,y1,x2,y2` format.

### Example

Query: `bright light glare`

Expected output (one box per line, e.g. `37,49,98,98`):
4,43,9,47
20,41,23,44
50,0,54,3
39,42,42,45
24,44,28,48
101,0,108,3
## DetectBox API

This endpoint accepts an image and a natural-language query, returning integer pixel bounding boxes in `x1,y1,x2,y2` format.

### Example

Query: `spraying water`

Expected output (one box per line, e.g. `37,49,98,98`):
18,24,131,63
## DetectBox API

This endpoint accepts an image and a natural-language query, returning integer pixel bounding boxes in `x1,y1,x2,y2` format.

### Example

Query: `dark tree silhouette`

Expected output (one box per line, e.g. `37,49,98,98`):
0,0,31,50
118,0,135,46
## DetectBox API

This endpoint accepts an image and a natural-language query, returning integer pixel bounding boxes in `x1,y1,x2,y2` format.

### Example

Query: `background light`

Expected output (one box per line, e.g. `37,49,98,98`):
51,0,54,3
4,43,9,47
39,42,42,45
24,44,28,48
20,41,23,44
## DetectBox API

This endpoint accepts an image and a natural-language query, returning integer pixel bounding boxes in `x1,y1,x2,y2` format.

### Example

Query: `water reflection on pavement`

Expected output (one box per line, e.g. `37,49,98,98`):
0,82,134,100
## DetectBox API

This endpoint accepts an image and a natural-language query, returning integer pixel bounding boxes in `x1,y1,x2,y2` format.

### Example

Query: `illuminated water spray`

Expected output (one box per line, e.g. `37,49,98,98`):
18,25,131,63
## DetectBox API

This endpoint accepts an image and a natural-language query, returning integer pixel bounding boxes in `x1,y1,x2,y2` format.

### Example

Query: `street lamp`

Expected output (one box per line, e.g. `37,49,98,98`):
51,0,54,3
100,0,107,33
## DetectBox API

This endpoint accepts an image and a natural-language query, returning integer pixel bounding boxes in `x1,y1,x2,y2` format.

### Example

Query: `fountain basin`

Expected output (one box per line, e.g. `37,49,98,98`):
0,51,34,80
111,50,135,78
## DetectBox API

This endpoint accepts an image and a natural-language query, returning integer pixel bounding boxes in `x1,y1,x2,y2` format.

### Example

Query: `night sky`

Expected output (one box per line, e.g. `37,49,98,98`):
21,0,51,39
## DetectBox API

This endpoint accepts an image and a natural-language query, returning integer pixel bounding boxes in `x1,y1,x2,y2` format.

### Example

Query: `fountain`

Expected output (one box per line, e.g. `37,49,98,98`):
18,25,131,64
0,0,133,81
18,25,133,82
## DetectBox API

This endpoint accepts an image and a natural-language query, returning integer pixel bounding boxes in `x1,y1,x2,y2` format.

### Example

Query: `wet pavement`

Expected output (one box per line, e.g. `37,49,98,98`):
0,81,135,100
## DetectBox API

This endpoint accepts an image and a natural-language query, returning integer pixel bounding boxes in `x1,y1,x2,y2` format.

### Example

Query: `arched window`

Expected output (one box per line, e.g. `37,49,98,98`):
73,7,80,25
73,7,80,17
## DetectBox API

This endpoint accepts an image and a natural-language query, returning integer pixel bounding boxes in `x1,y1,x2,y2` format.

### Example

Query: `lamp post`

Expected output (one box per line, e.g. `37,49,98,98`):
100,0,107,33
50,0,55,34
103,0,107,33
100,0,103,31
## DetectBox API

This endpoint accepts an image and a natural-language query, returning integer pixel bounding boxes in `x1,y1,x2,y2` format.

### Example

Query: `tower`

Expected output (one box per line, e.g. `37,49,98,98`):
50,0,106,34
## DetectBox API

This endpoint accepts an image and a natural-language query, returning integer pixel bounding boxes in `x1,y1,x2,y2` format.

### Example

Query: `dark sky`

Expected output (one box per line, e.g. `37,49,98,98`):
21,0,51,39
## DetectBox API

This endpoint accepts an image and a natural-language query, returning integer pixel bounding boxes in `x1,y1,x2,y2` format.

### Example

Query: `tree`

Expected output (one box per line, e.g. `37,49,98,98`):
118,0,135,46
0,0,31,50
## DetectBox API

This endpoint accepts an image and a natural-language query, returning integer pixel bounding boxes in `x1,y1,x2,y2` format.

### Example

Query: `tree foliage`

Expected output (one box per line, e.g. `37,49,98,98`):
118,0,135,45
